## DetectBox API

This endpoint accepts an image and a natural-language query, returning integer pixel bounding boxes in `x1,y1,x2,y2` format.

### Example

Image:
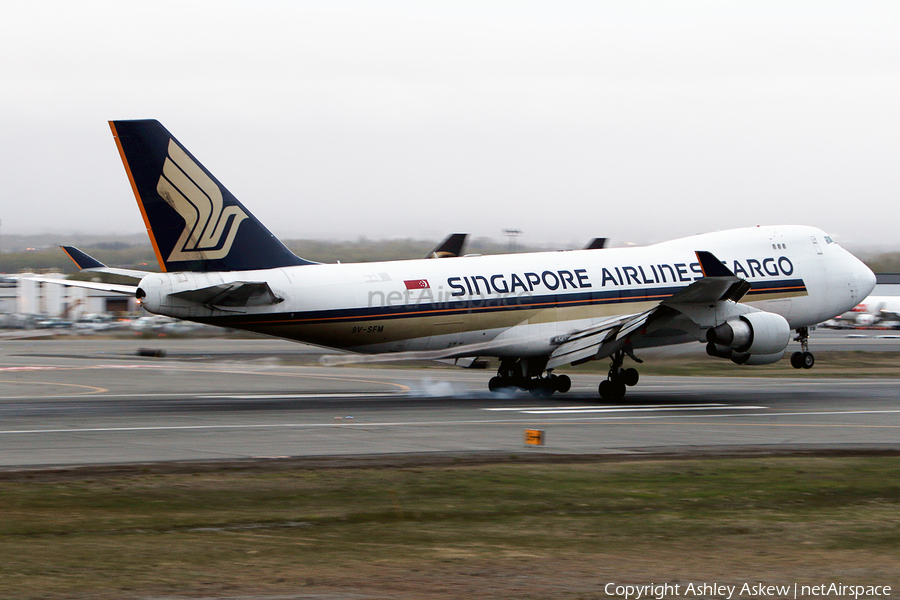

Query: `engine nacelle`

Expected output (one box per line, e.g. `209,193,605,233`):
730,349,786,365
706,311,791,356
855,313,877,327
706,343,786,365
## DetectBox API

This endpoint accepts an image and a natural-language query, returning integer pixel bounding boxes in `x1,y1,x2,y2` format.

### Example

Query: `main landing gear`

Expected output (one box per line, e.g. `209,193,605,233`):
488,358,571,397
790,326,815,369
488,351,643,399
598,349,640,400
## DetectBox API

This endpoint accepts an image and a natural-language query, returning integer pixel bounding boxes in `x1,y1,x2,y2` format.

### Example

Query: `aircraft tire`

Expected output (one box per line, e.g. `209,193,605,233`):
488,376,505,392
611,381,627,400
801,352,815,369
598,379,611,399
621,368,639,387
554,374,571,393
790,352,804,369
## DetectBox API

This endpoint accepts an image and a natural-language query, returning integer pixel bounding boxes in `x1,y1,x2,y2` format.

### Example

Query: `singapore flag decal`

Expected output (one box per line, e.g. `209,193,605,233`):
404,279,430,290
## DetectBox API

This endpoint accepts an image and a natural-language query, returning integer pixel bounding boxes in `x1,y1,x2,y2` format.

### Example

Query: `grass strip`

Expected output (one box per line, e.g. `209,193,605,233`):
0,456,898,599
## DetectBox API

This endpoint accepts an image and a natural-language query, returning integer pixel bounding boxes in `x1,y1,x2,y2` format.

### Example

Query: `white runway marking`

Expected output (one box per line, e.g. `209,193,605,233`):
3,409,900,436
484,403,730,411
485,403,767,415
518,405,768,415
201,393,401,400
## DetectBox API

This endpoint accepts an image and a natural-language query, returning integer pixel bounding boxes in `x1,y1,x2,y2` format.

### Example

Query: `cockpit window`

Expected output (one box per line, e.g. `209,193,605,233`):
824,236,835,244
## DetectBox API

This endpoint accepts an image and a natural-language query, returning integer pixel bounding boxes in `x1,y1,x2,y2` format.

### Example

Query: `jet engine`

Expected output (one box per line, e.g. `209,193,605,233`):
705,311,791,365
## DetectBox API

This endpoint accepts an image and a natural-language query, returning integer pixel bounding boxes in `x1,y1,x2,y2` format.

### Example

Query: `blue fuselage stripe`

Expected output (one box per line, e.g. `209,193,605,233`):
196,278,808,327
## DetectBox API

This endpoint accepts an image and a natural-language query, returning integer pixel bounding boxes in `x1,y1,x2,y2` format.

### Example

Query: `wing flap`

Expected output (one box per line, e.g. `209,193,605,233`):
546,309,663,369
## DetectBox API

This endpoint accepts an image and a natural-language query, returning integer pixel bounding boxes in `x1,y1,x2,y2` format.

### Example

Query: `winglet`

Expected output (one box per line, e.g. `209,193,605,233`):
695,251,735,278
695,250,751,302
61,246,105,270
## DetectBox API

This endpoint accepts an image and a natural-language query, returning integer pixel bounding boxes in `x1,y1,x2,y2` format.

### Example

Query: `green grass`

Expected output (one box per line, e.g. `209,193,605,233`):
0,456,898,598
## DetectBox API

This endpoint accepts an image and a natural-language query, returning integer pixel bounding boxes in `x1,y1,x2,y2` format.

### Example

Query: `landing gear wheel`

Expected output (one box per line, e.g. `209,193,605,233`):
554,374,571,393
610,381,626,400
488,376,504,392
792,327,815,370
801,351,815,369
599,379,626,400
621,368,639,387
598,379,612,399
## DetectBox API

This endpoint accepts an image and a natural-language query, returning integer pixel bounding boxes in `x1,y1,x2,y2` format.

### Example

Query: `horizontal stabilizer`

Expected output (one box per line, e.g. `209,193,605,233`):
24,275,137,296
62,246,104,269
61,246,152,281
169,281,283,307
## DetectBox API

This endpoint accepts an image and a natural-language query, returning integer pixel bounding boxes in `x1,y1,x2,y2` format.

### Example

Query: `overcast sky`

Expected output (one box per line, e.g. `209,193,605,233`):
3,1,900,250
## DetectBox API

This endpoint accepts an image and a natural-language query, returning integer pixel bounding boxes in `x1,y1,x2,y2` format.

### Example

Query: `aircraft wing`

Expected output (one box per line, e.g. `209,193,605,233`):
878,309,900,322
546,309,663,368
546,251,750,369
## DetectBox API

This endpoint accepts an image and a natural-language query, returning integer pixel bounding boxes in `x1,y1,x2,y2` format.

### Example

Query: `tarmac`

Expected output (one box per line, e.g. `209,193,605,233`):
0,335,898,468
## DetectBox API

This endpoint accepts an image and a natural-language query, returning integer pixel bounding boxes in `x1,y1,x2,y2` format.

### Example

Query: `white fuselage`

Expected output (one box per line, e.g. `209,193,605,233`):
136,225,875,358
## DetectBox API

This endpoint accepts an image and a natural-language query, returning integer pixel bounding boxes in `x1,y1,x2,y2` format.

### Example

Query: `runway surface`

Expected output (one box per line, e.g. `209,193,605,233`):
0,336,898,468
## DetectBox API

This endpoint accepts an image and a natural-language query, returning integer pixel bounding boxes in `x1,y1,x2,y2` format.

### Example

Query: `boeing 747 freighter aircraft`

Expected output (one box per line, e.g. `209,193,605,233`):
58,120,876,399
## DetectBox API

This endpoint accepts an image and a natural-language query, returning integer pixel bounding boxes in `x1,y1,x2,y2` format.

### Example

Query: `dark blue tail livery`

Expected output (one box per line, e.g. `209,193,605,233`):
110,120,313,272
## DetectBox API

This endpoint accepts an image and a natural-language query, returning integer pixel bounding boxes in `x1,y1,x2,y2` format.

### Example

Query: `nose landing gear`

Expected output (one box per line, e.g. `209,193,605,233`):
790,327,815,369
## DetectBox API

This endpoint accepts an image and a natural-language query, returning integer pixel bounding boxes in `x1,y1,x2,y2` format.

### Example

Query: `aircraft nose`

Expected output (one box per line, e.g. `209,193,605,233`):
858,260,877,297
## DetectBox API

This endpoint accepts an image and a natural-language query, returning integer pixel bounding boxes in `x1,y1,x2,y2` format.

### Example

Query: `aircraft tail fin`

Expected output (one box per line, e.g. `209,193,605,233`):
426,233,467,258
109,120,314,273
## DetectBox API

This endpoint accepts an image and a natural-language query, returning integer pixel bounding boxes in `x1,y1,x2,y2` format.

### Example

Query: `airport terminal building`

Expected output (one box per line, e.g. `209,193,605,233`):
0,274,139,322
